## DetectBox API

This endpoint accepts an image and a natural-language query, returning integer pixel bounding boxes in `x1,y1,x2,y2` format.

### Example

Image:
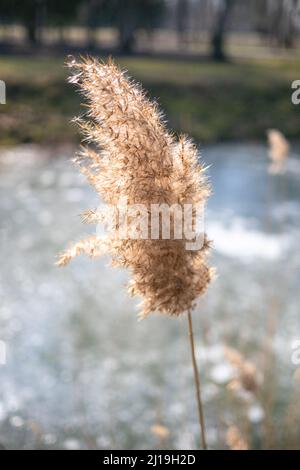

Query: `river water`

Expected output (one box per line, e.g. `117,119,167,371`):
0,143,299,449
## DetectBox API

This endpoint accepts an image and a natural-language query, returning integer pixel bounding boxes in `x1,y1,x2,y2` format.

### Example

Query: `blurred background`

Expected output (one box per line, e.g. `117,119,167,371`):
0,0,300,450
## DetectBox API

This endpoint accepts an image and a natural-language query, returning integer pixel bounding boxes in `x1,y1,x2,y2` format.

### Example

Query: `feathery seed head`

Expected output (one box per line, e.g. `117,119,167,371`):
226,426,248,451
58,56,213,318
224,346,259,394
267,129,289,174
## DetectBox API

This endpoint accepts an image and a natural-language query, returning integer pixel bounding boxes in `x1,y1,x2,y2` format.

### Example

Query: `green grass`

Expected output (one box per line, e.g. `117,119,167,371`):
0,55,299,145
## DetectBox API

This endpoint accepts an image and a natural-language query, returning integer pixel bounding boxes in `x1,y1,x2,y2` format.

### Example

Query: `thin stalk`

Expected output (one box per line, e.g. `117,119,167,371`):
187,309,207,450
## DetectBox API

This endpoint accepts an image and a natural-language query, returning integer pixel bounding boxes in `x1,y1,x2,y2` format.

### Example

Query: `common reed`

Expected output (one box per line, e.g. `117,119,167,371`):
226,425,248,451
264,130,289,446
267,129,289,174
224,346,258,395
58,56,213,449
151,424,170,440
224,346,266,449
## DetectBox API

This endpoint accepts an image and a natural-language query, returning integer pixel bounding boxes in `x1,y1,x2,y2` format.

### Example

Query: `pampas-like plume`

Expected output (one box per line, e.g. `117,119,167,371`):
267,129,290,174
224,346,259,395
58,56,213,450
151,424,170,440
226,425,248,451
58,56,213,318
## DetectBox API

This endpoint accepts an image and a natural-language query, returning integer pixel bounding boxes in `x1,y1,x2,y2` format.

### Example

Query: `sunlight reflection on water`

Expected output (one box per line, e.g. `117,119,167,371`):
0,143,299,449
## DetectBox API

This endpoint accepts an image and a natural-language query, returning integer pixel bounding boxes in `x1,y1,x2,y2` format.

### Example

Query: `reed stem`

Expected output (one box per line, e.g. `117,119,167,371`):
187,309,207,450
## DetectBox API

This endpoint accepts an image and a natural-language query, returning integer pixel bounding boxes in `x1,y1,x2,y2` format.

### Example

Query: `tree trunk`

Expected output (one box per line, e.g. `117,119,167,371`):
176,0,189,48
86,0,101,50
118,16,136,54
211,0,235,61
26,18,38,44
117,0,137,54
119,31,135,54
25,0,46,46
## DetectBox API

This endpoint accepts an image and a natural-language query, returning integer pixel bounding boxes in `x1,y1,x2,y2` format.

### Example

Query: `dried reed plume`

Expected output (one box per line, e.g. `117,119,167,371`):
151,424,170,440
226,425,248,451
58,56,213,318
224,346,258,394
267,129,290,174
58,56,213,449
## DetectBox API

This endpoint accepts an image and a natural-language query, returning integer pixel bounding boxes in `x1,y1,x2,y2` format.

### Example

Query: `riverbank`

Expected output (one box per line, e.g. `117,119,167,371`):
0,55,299,146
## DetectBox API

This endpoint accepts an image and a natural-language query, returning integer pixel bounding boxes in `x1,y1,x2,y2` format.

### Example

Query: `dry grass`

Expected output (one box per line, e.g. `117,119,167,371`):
226,425,248,451
267,129,290,174
58,56,213,318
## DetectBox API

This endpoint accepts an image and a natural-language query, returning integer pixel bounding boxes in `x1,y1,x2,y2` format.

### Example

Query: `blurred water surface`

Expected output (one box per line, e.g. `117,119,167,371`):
0,143,299,449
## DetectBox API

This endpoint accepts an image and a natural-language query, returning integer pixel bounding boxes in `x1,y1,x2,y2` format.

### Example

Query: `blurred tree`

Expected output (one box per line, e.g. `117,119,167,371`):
210,0,235,61
278,0,300,47
109,0,165,54
84,0,104,49
0,0,45,43
46,0,84,46
47,0,83,26
176,0,190,47
0,0,83,44
255,0,300,48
